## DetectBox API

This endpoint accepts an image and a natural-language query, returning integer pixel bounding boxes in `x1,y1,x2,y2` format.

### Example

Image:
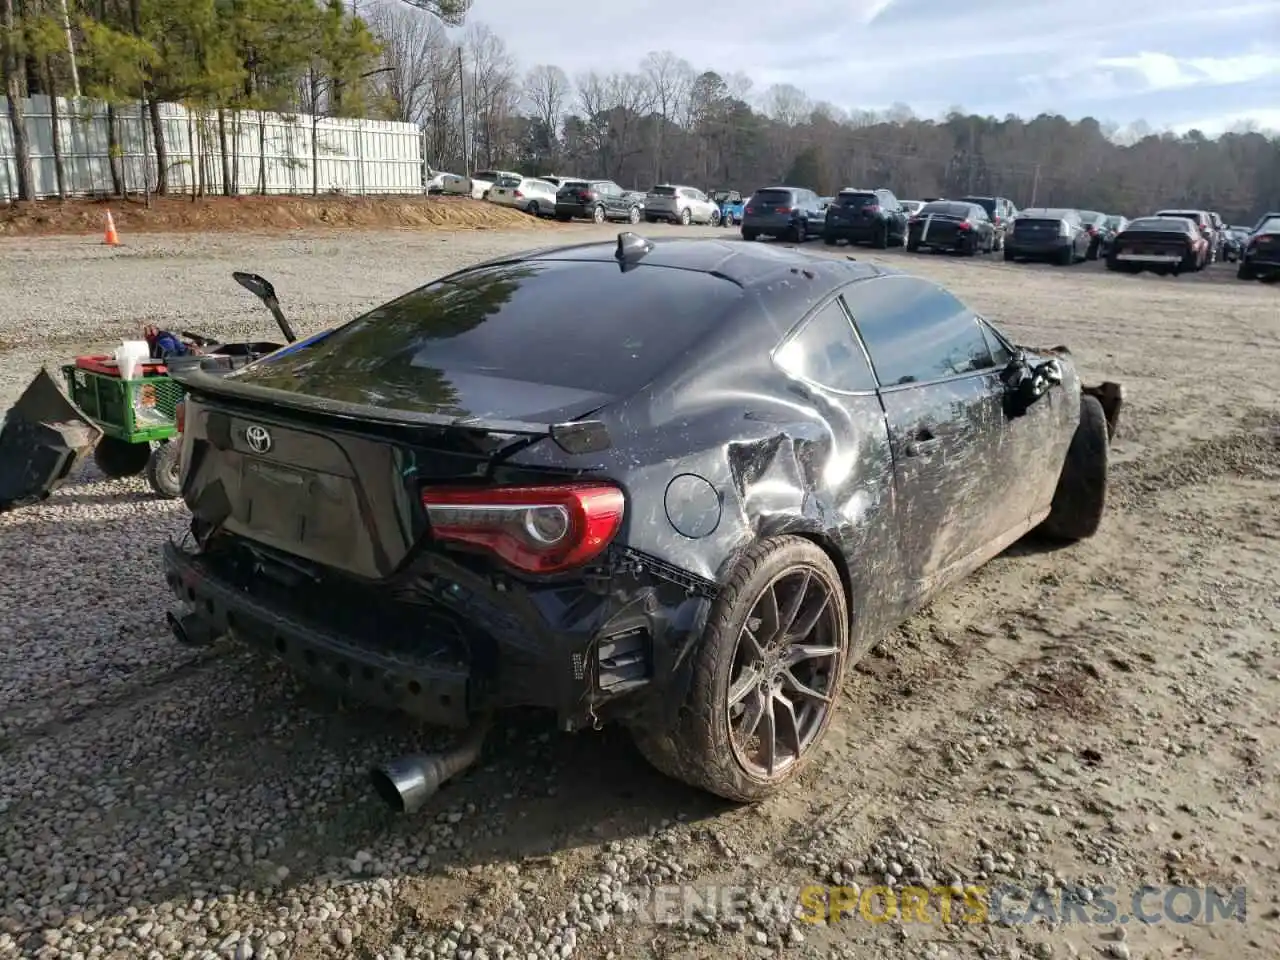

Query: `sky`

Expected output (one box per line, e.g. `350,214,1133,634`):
462,0,1280,138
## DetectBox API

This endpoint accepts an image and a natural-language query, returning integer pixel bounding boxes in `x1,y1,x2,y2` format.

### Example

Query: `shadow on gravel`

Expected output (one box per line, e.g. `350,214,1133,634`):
0,497,731,943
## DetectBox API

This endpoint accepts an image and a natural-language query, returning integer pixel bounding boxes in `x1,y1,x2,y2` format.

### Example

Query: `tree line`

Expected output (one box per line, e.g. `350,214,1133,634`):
4,0,1277,223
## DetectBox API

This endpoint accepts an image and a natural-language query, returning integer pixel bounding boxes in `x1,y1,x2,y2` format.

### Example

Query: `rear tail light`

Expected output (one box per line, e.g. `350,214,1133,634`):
421,483,625,575
745,206,754,214
1059,221,1072,237
775,207,791,214
513,190,523,199
864,204,880,214
958,221,971,231
1086,225,1098,236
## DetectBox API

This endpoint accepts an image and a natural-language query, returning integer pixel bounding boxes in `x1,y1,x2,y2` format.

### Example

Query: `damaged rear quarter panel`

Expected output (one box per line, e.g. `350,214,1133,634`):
508,280,904,659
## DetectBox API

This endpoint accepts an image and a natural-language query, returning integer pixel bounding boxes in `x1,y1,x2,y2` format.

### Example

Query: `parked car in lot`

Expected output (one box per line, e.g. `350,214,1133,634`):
1221,226,1249,262
161,234,1123,807
456,169,522,200
425,170,461,195
713,190,745,225
1238,216,1280,281
1076,211,1109,260
1104,216,1208,275
822,188,909,248
958,196,1018,251
1005,208,1091,265
1153,209,1216,262
906,200,996,255
741,186,827,242
644,185,721,225
554,180,643,224
487,177,558,217
1100,215,1129,257
900,200,925,218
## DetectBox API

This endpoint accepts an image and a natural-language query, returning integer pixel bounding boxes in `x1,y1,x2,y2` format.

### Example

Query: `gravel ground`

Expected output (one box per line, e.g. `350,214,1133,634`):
1,222,1279,960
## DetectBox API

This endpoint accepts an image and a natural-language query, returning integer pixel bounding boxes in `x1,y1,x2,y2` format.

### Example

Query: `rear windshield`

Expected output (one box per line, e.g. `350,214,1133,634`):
1157,211,1199,221
649,186,677,196
1020,209,1072,220
1126,218,1190,232
836,192,876,207
560,180,589,191
753,189,795,204
961,197,997,216
231,261,746,411
920,202,972,217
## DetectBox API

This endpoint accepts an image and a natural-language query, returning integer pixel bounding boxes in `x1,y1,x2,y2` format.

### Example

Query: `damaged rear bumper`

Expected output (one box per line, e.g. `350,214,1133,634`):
161,538,713,731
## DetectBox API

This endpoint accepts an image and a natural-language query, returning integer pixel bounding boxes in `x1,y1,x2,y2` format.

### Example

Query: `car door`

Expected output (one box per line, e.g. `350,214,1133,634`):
842,275,1032,595
879,190,905,240
769,295,904,645
803,191,824,232
970,204,993,245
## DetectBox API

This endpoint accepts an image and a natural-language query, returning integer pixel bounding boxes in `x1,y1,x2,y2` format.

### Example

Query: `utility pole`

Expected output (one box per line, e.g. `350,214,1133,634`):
457,47,467,173
1030,163,1040,206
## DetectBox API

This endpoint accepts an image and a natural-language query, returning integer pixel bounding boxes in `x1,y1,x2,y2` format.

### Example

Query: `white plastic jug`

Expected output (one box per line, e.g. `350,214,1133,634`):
114,340,150,380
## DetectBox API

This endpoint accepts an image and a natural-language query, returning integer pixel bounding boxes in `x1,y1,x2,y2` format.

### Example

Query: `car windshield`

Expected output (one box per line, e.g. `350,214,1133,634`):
230,261,747,415
961,197,997,217
920,202,972,217
836,193,877,208
1126,218,1190,232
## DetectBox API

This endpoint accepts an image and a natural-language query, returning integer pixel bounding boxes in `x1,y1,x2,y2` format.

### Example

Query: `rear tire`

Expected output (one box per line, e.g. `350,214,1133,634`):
823,233,836,246
628,205,641,224
630,536,849,803
680,207,692,226
592,205,606,224
93,437,151,478
906,239,919,253
872,223,889,249
527,201,540,217
742,228,758,241
1057,246,1073,266
1237,263,1257,281
1003,248,1015,262
146,440,183,499
1038,395,1109,542
791,221,806,243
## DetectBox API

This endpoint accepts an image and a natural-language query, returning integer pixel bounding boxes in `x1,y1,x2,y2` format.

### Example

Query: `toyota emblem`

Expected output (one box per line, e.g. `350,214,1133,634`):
245,425,272,454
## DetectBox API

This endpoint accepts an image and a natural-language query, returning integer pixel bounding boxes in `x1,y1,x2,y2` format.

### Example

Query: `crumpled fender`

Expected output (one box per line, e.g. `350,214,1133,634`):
0,368,102,513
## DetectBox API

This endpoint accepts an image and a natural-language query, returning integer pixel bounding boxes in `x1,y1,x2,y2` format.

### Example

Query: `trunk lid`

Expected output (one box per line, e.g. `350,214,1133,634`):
1014,218,1063,239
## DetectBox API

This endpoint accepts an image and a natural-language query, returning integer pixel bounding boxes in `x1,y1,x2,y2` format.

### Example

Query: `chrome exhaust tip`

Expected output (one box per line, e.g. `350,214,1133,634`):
369,717,491,815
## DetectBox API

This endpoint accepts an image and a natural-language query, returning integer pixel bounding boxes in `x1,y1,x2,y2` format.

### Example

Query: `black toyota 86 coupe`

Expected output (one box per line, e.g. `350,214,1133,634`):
163,234,1124,806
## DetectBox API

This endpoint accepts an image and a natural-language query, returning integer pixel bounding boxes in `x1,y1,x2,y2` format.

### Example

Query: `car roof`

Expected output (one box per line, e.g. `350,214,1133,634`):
445,234,886,297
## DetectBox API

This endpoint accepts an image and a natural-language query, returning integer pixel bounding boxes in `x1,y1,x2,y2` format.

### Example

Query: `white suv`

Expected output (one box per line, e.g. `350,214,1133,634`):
644,185,721,226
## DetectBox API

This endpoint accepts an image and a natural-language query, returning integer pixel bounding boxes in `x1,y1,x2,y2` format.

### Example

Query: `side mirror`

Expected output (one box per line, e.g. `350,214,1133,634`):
231,271,297,344
233,271,277,304
1001,354,1062,418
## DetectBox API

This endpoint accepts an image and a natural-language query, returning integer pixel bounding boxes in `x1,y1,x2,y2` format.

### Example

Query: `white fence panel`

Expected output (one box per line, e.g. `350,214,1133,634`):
0,96,425,200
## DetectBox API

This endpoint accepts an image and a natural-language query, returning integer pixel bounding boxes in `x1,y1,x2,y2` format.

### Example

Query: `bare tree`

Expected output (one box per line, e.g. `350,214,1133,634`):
367,0,455,126
640,51,692,183
522,63,569,165
463,24,518,169
763,83,812,127
2,0,33,200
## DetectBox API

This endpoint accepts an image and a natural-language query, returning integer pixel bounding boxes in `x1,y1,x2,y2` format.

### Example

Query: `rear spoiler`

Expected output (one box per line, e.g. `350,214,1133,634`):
168,365,613,455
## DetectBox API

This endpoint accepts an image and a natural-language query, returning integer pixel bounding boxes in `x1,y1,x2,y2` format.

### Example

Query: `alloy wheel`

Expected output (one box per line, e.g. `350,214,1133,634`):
725,567,842,779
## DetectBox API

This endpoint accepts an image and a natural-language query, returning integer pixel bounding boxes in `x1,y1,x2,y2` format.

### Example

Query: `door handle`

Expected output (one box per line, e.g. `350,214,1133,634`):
905,427,938,457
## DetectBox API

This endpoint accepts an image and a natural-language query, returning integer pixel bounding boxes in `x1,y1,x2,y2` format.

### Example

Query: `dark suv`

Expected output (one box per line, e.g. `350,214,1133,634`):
959,196,1018,251
740,187,826,242
823,188,908,248
554,180,643,224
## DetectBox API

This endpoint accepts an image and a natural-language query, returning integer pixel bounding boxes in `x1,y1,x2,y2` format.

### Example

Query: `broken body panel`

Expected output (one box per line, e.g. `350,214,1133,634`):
162,241,1122,738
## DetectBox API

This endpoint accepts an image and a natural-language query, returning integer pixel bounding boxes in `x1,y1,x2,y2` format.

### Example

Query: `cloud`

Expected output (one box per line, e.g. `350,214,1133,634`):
456,0,1280,132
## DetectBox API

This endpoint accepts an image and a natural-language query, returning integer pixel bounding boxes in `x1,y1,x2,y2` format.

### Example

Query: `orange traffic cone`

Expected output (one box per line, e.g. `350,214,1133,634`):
103,210,120,246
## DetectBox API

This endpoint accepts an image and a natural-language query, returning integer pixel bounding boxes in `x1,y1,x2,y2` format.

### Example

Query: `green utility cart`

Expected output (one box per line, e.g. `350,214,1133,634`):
60,355,187,498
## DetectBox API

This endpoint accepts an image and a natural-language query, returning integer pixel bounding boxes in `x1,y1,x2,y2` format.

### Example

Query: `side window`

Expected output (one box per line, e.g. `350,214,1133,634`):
978,318,1014,367
773,299,877,393
846,277,996,386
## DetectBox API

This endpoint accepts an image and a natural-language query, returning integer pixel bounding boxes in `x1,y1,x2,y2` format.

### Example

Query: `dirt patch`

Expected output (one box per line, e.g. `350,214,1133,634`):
0,194,552,237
